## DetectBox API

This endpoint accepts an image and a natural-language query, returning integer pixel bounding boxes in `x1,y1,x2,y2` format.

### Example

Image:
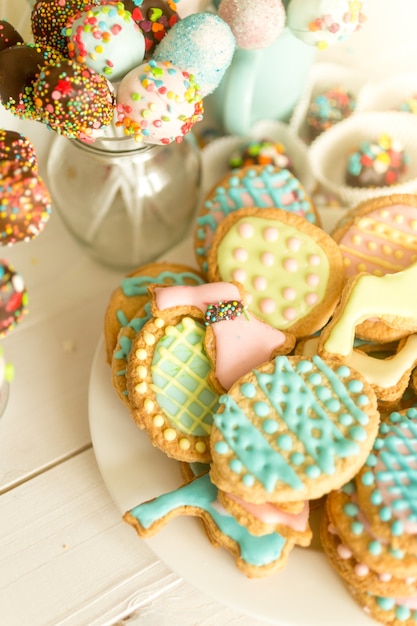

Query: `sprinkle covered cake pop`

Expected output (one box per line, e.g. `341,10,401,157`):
0,43,63,120
31,0,92,55
228,138,294,171
153,11,235,97
116,58,203,143
122,0,180,58
66,2,146,82
218,0,285,50
0,20,23,52
0,260,27,337
345,134,408,188
32,58,115,140
286,0,368,49
0,130,38,171
0,162,52,246
307,86,356,140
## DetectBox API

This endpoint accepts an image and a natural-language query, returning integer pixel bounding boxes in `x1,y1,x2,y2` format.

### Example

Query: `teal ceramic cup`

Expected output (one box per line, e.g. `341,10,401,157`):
206,28,317,136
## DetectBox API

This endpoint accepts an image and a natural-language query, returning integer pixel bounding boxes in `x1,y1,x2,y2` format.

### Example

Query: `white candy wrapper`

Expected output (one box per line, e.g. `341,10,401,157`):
309,111,417,208
201,119,315,196
290,62,364,145
357,71,417,114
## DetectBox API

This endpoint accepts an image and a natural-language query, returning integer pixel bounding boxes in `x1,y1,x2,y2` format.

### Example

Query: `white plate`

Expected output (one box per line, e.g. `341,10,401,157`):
88,215,376,625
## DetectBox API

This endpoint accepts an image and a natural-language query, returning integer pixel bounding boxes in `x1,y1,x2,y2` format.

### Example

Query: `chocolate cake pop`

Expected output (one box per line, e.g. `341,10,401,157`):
0,260,27,337
32,58,115,141
0,42,62,120
0,162,52,246
0,20,24,52
0,130,38,171
31,0,92,55
122,0,180,58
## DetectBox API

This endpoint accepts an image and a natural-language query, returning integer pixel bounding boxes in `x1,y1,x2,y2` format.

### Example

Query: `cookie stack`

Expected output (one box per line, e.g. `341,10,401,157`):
104,153,417,611
321,408,417,624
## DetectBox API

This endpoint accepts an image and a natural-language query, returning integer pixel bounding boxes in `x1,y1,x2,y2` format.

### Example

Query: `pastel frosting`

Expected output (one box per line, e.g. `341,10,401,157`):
66,3,146,82
337,204,417,277
286,0,367,49
218,0,285,50
116,58,203,144
153,12,236,97
213,214,330,331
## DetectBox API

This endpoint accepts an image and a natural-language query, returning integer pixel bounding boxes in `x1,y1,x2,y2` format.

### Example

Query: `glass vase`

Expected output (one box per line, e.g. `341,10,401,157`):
47,130,202,270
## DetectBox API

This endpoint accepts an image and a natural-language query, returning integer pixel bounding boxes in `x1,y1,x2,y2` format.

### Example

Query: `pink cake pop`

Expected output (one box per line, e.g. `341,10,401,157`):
116,58,203,144
218,0,286,50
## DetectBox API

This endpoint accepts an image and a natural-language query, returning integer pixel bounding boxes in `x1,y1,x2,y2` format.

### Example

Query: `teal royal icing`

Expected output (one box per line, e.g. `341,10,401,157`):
366,412,417,535
213,355,371,493
128,473,287,567
196,166,316,264
120,270,204,298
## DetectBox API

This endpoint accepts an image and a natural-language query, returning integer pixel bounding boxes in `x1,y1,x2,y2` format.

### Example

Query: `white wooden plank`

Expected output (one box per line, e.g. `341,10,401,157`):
0,449,262,626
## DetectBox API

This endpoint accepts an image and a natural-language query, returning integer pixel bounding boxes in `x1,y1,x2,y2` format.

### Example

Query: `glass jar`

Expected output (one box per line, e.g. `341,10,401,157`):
47,130,202,270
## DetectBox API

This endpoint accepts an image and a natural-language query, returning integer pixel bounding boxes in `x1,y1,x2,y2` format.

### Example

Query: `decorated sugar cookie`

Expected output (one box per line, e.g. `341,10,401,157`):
208,207,345,338
195,164,320,274
104,262,204,405
217,490,312,544
320,505,417,599
126,310,219,462
150,280,295,393
331,194,417,342
210,354,379,504
299,334,417,408
325,479,417,580
356,408,417,555
319,261,417,361
123,471,296,578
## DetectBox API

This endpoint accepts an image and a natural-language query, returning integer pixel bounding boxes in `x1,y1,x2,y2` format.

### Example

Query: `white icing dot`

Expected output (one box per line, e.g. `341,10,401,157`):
259,297,276,314
179,438,191,450
308,254,321,266
253,276,267,291
305,292,318,306
153,414,164,427
261,252,275,267
164,428,176,441
135,348,147,360
237,221,254,238
354,563,369,577
306,273,320,287
263,226,279,242
233,247,248,262
283,307,297,321
378,572,392,582
337,544,352,560
143,331,156,346
134,381,147,394
282,286,296,301
283,257,298,272
287,236,301,251
232,268,247,282
195,440,207,453
246,292,253,305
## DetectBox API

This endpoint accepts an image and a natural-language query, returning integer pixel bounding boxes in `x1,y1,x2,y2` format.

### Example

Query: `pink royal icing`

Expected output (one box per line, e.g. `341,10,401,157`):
154,282,290,390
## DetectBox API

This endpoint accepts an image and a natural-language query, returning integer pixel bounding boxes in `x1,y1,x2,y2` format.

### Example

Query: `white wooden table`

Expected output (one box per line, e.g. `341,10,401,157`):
0,3,269,624
1,2,417,625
